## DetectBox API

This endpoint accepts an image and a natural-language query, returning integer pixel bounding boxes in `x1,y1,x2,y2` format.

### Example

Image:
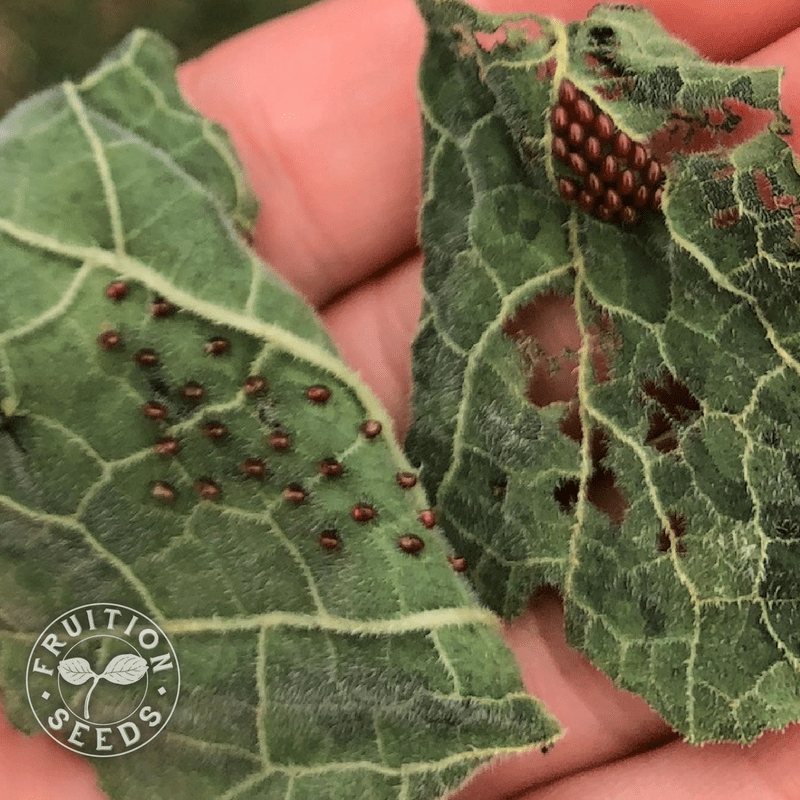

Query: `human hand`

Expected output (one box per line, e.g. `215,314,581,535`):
4,0,800,797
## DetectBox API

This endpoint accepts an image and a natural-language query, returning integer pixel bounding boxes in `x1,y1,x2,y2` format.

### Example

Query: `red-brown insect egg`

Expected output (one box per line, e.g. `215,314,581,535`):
585,173,604,197
568,152,589,177
632,185,650,209
573,98,594,126
558,80,578,106
204,338,229,356
600,154,619,183
584,136,602,163
604,188,622,213
153,438,180,457
558,178,577,202
202,421,228,440
645,160,663,187
243,375,267,395
396,472,417,489
616,170,635,196
613,131,633,158
418,510,436,529
594,113,614,141
318,458,344,477
360,420,382,439
151,299,176,317
180,382,205,401
577,190,595,213
319,531,340,550
195,478,221,500
98,330,121,351
631,143,648,171
151,481,175,502
241,458,267,478
619,205,638,224
143,401,168,421
551,136,568,162
448,555,468,572
351,503,376,522
651,186,664,211
135,349,158,367
269,431,291,451
566,122,585,149
105,281,129,302
597,205,614,222
550,105,569,132
307,385,331,404
283,485,306,503
399,535,425,555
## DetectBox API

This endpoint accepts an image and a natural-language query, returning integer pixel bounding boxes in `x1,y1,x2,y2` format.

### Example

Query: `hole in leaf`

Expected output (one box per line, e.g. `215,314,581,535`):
473,18,543,53
642,372,701,454
657,512,687,555
554,477,580,512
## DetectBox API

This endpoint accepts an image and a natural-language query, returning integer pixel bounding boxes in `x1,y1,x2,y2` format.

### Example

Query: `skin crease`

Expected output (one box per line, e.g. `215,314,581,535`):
3,0,800,796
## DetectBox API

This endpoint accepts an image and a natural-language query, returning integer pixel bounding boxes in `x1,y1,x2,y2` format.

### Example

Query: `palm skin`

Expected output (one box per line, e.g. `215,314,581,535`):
3,0,800,796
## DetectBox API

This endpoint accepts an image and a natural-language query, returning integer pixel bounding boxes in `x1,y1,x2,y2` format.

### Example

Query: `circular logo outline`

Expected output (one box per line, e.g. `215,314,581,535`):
26,603,180,757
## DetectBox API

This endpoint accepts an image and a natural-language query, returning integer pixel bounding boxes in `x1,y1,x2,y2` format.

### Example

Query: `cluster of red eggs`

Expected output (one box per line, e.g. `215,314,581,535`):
550,79,665,224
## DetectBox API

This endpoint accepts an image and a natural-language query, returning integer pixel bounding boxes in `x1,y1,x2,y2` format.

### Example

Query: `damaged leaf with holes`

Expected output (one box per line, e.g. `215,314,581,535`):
0,30,559,800
410,0,800,743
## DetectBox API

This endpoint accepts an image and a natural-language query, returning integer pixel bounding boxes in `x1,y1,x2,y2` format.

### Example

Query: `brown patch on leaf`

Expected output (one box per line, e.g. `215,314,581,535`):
648,100,774,166
713,207,741,228
753,170,798,211
642,372,701,454
657,512,687,555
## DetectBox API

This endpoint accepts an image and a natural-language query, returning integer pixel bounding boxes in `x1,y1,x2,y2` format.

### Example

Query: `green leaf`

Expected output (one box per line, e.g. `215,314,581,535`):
409,0,800,744
0,29,558,798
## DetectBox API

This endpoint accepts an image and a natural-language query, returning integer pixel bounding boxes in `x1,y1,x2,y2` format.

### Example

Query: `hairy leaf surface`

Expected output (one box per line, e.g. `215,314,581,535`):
409,0,800,743
0,30,558,799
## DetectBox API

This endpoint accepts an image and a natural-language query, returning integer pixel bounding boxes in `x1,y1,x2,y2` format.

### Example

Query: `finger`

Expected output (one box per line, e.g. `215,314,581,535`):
320,251,423,438
520,724,800,799
177,0,800,308
453,590,674,800
742,25,800,154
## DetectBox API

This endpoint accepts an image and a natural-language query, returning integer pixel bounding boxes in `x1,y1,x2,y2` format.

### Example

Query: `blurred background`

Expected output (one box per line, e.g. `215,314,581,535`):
0,0,319,114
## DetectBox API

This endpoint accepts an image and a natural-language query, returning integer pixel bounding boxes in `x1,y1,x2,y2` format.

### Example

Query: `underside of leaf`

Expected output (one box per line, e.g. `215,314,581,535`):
410,0,800,744
0,30,558,799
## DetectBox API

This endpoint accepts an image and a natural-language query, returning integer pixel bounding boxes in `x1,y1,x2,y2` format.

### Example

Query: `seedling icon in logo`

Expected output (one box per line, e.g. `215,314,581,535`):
57,654,149,720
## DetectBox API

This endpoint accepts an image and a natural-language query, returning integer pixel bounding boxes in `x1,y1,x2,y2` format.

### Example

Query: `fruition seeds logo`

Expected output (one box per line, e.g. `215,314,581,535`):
26,603,179,757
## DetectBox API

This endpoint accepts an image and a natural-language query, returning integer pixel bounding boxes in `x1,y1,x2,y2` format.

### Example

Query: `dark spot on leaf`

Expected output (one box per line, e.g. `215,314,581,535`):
180,381,205,402
153,437,180,457
418,510,436,529
360,420,382,439
396,471,417,489
283,485,306,503
204,338,229,356
399,534,425,555
642,372,701,453
589,25,615,45
448,555,468,572
97,330,121,350
658,512,687,554
135,349,158,367
202,421,227,440
269,431,290,451
319,458,344,477
243,375,267,395
307,384,331,403
151,481,175,502
319,531,340,550
142,401,168,421
105,280,128,301
491,480,508,500
195,478,221,501
351,503,376,522
241,458,267,479
554,477,580,513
